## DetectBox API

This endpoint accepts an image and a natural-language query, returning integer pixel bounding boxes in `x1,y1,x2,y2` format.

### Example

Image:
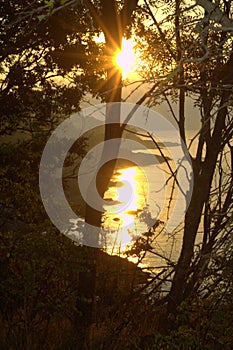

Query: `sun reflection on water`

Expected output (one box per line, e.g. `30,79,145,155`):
103,166,148,249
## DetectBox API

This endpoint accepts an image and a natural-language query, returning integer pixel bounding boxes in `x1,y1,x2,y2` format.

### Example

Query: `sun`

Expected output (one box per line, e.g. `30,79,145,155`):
115,38,137,77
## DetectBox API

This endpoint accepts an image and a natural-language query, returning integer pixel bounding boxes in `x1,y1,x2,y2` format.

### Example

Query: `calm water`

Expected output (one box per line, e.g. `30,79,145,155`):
99,132,197,268
65,131,197,269
102,163,183,268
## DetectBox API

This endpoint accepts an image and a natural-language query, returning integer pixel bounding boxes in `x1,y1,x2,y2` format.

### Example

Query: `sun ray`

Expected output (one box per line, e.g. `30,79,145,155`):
115,38,137,77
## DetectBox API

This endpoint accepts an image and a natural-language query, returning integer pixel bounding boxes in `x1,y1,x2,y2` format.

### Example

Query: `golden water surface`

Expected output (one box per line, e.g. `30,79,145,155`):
102,165,149,249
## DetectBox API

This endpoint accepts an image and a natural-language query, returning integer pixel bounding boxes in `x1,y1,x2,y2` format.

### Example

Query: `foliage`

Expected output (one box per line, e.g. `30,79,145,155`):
152,296,233,350
0,0,107,137
0,128,88,348
0,229,84,350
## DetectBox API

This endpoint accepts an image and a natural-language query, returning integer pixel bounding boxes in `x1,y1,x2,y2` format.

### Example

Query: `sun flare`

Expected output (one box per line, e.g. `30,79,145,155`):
115,38,137,77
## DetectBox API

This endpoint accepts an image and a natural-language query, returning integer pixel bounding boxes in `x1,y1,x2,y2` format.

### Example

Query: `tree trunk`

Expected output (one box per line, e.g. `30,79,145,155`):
76,8,123,347
167,91,230,315
76,50,122,347
76,1,138,344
